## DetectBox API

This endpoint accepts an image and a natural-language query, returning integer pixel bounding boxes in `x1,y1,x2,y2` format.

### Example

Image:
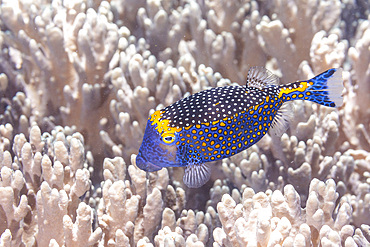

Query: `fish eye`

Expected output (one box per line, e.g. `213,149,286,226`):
162,134,175,144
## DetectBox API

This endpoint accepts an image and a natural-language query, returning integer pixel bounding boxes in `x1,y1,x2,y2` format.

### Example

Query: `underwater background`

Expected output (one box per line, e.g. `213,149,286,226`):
0,0,369,246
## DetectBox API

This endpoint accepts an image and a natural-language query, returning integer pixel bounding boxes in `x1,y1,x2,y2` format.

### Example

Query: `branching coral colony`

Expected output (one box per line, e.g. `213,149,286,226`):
0,0,369,246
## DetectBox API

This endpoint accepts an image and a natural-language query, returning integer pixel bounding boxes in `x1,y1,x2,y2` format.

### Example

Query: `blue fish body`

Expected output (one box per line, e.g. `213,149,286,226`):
136,67,344,188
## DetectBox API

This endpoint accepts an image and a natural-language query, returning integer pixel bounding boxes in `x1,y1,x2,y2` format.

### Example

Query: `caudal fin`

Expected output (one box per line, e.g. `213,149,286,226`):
303,68,344,107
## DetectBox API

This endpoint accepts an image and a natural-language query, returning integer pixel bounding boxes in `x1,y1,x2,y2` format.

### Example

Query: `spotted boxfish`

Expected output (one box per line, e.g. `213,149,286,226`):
136,67,344,188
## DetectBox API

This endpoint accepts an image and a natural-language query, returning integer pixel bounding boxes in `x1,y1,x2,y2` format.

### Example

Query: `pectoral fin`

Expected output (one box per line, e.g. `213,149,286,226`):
183,163,211,188
269,102,294,136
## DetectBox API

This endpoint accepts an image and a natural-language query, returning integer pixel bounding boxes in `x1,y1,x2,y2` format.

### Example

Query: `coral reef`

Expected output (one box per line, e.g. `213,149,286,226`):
0,0,369,246
214,179,357,246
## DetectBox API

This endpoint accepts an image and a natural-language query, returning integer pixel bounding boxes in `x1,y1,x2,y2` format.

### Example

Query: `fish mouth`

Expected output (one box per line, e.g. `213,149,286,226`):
135,153,162,172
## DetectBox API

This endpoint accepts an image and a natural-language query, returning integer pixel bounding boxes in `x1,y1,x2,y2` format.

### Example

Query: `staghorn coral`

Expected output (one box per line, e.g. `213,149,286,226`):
0,124,99,246
257,0,342,81
0,0,369,246
0,166,29,246
214,179,363,246
344,16,370,152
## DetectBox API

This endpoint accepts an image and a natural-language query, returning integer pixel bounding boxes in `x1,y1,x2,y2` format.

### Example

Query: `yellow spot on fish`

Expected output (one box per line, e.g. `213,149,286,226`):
279,81,309,98
150,110,182,137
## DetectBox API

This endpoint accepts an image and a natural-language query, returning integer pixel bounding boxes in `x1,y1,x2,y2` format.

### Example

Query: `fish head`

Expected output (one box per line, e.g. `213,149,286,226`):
136,111,183,172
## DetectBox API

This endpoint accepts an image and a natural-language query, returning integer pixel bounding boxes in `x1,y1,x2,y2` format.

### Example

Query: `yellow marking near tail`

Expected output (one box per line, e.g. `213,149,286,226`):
279,81,309,98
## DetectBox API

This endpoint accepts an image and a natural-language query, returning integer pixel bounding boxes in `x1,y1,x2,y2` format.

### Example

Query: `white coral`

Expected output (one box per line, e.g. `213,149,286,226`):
214,179,358,247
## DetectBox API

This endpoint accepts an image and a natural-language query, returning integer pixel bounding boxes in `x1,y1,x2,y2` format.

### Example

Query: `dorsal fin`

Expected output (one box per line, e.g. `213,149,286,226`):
269,102,294,136
246,66,280,89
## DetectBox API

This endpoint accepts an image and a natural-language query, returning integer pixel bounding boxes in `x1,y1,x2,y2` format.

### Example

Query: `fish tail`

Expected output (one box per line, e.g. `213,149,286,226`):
279,68,344,107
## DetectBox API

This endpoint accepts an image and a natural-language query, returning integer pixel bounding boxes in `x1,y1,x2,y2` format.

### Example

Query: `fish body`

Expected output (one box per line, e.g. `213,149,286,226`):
136,67,344,188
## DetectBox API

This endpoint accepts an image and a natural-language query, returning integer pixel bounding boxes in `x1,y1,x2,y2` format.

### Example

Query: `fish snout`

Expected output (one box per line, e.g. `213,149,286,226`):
135,153,162,172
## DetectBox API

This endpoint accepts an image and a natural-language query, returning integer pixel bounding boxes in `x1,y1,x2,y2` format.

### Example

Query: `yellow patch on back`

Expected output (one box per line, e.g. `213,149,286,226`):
150,110,182,137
